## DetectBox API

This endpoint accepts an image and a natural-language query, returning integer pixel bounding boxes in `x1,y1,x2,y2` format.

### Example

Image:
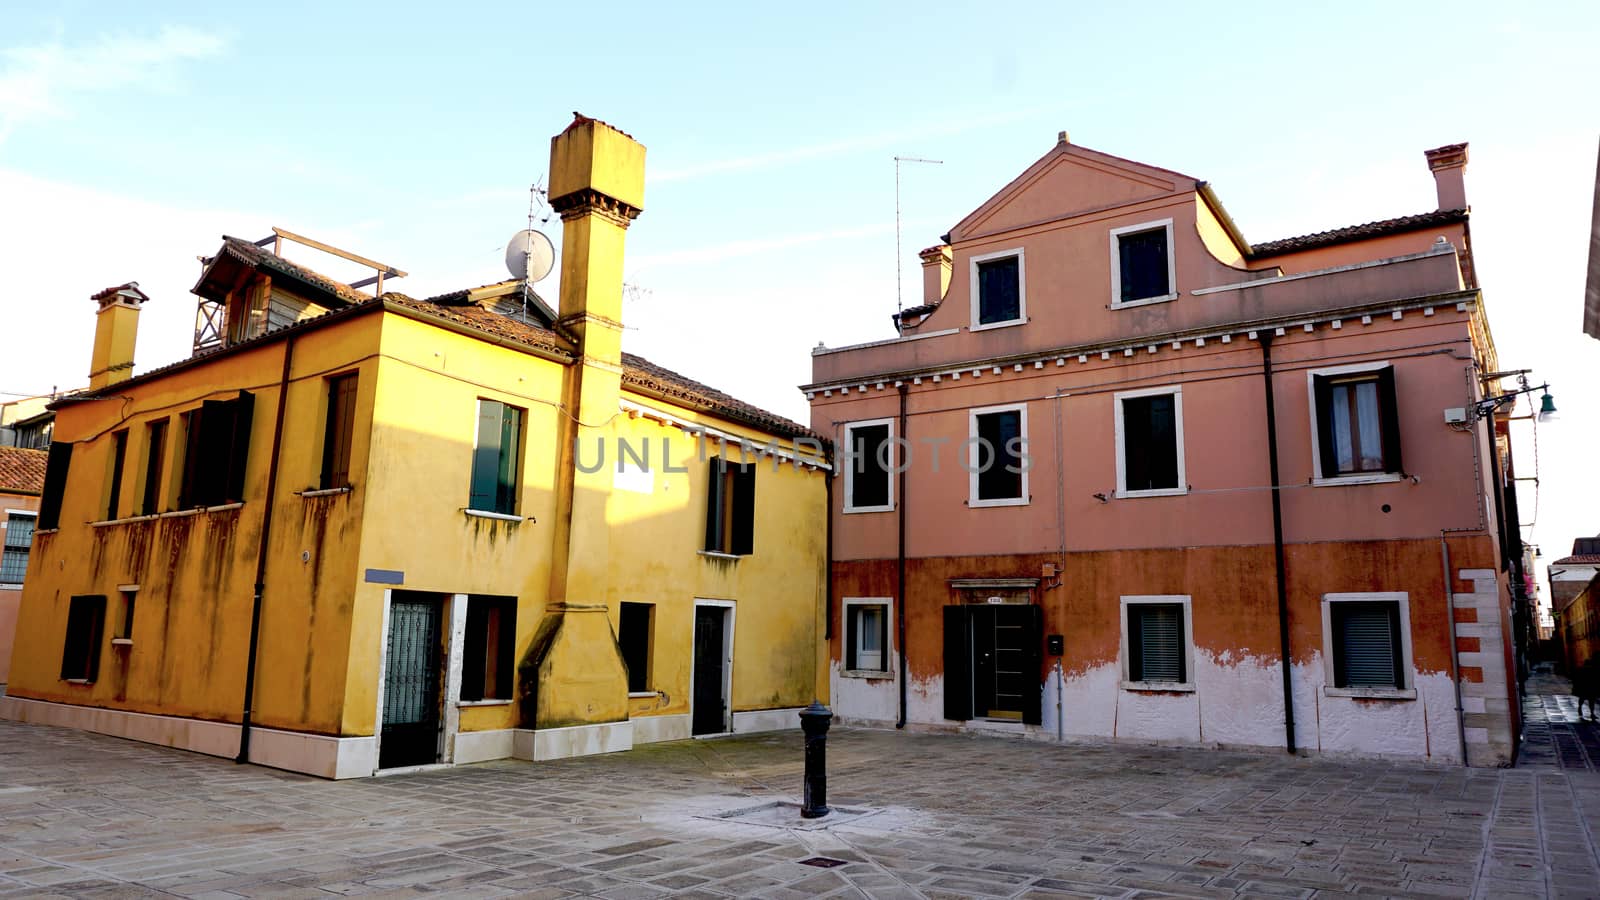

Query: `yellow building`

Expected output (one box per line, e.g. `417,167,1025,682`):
0,115,830,778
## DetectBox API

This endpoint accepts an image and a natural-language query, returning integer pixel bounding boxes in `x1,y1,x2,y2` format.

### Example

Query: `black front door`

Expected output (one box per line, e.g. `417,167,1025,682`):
692,606,727,735
946,603,1042,724
380,594,443,768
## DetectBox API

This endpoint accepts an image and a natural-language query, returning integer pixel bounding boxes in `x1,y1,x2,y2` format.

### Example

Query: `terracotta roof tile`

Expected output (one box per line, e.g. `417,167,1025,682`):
1249,208,1468,257
0,446,47,495
215,237,372,305
620,353,816,441
1552,555,1600,567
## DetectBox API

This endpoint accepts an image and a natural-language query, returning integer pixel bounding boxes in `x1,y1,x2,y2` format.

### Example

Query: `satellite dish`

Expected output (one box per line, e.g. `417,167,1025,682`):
505,229,555,283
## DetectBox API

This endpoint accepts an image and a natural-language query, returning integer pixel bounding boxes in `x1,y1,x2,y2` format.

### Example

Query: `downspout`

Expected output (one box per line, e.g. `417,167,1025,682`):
1259,333,1297,754
824,464,834,642
1440,535,1469,765
896,383,909,729
237,332,294,763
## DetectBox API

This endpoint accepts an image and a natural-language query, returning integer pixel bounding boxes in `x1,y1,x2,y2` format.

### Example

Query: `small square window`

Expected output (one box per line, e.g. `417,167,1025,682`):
971,250,1025,328
619,602,653,693
460,595,515,701
1126,602,1186,684
61,594,106,682
1,511,36,583
846,602,889,672
1331,601,1404,689
1114,224,1173,305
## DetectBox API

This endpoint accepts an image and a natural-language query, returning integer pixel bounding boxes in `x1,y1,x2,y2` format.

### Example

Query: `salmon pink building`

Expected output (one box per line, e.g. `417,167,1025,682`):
806,136,1524,766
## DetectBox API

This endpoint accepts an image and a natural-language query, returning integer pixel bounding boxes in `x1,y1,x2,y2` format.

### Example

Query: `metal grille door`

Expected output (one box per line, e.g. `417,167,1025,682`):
380,596,443,768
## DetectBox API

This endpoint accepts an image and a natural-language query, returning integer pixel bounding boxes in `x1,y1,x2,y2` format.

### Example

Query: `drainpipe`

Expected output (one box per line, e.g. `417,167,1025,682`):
237,333,294,763
896,383,909,729
824,466,834,642
1440,535,1469,765
1259,333,1297,755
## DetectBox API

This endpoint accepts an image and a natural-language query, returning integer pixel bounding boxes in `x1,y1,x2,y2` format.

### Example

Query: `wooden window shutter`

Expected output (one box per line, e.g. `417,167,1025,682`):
703,457,725,552
60,594,105,681
731,463,755,556
495,405,521,515
1023,604,1044,725
224,391,255,504
469,400,504,512
943,605,972,721
1375,367,1403,474
37,441,73,530
845,605,859,671
461,601,488,702
1311,374,1339,478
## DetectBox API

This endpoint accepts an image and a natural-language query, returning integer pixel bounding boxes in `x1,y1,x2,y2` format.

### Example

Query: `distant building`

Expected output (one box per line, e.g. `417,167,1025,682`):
1,116,829,777
0,445,47,688
807,135,1528,766
0,396,56,450
1551,536,1600,677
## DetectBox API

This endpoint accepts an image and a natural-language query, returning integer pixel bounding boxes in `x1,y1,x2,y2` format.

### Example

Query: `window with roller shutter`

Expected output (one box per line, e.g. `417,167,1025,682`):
1127,603,1185,683
1331,601,1404,689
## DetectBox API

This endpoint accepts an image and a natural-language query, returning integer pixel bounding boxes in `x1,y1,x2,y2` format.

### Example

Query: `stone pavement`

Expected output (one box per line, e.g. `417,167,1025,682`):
1,718,1599,899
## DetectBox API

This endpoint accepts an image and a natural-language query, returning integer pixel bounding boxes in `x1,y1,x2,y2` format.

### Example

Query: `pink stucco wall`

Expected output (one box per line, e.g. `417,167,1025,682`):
0,492,42,685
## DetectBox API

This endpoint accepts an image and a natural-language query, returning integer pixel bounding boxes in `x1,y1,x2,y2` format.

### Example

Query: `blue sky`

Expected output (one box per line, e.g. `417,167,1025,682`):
1,1,1597,590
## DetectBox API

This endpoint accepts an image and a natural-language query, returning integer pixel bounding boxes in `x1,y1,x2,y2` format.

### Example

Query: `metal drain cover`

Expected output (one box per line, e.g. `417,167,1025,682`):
797,856,848,868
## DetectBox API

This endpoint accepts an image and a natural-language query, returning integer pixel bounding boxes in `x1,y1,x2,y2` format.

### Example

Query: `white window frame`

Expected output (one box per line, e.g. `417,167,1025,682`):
968,247,1027,331
1109,219,1178,308
1305,362,1403,487
967,402,1029,508
1113,386,1187,498
1120,594,1195,692
1321,592,1416,700
841,418,896,514
841,597,894,679
0,509,36,589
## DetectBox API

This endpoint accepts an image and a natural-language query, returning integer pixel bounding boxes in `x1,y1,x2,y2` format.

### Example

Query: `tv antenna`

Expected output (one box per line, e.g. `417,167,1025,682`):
895,155,943,313
504,181,556,323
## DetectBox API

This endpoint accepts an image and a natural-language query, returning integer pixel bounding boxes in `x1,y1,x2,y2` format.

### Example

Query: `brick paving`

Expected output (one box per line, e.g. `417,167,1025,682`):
0,717,1597,898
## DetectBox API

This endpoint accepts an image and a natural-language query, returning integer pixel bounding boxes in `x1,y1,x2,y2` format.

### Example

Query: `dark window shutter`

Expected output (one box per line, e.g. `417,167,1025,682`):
1118,228,1170,303
1334,602,1401,689
106,431,128,520
460,601,488,701
38,441,73,530
224,391,254,504
845,604,859,670
494,602,515,699
943,605,971,721
1131,604,1183,682
321,374,358,489
495,405,521,514
1023,604,1044,725
60,594,105,681
469,400,503,511
731,463,755,555
703,457,725,551
1312,374,1339,479
1375,367,1403,474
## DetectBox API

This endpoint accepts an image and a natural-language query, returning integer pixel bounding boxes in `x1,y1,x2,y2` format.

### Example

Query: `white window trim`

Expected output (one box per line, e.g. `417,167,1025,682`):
1109,219,1178,308
1320,591,1416,700
1305,361,1398,484
841,597,894,679
690,599,737,737
1113,385,1187,499
1120,594,1195,692
841,418,896,514
968,247,1027,331
967,402,1030,508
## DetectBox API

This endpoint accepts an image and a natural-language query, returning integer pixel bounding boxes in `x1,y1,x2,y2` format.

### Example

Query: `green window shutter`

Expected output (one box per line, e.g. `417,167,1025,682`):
38,441,73,530
496,405,522,515
1375,367,1403,475
224,391,255,504
469,400,504,512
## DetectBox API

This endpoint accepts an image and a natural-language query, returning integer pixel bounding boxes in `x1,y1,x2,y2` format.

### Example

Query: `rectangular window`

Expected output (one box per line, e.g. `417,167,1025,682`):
105,430,128,520
37,441,72,530
320,373,359,490
969,405,1027,505
1331,600,1404,689
846,602,889,672
1311,366,1401,479
1116,388,1185,496
843,420,893,512
459,595,515,701
1126,601,1187,684
619,602,653,693
140,419,167,515
1,511,36,583
971,249,1024,328
469,399,523,515
118,587,137,640
60,594,106,682
704,456,755,555
177,392,256,508
1112,221,1174,305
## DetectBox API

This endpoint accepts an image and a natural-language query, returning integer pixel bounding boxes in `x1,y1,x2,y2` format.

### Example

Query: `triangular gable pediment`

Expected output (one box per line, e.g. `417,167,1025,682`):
949,142,1198,242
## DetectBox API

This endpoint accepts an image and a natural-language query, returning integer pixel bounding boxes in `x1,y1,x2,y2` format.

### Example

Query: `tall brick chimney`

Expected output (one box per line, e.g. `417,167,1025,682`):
88,283,150,390
1425,143,1469,211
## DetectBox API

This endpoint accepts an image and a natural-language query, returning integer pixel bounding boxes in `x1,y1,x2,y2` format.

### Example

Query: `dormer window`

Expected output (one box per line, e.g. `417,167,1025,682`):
1110,220,1177,307
970,248,1025,329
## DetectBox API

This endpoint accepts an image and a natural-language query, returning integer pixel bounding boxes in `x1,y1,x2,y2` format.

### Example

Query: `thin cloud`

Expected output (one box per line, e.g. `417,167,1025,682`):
648,106,1062,184
0,25,226,142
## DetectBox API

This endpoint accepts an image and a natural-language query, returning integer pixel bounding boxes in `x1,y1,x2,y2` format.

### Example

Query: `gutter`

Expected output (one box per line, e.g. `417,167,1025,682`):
237,332,295,763
1259,332,1298,754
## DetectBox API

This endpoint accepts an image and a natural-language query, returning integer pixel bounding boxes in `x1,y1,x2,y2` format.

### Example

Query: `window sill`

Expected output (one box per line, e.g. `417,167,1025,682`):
1114,487,1189,499
1121,681,1196,693
628,691,660,699
462,508,529,522
697,550,746,560
0,583,21,591
1311,473,1404,487
33,528,57,536
64,678,95,685
970,317,1027,333
840,669,895,681
456,699,513,707
297,486,352,498
1323,686,1415,700
1110,293,1180,310
969,496,1029,508
90,503,244,527
111,638,133,647
843,505,894,515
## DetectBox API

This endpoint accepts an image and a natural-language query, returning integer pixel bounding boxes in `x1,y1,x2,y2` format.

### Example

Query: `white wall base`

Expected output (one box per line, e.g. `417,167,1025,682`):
247,727,375,779
452,728,515,765
731,706,805,734
631,713,691,744
513,721,633,761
